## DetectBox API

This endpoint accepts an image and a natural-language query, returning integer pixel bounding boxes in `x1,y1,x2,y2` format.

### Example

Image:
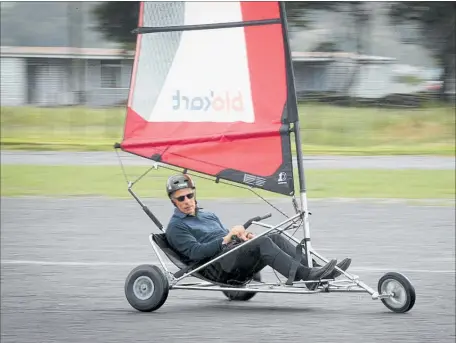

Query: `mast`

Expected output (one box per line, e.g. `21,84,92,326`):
278,2,313,267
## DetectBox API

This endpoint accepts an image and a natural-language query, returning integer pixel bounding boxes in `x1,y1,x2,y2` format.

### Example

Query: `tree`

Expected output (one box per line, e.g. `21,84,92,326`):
286,2,372,97
92,1,139,50
284,1,339,29
285,1,371,53
311,41,340,53
92,2,343,49
388,2,456,100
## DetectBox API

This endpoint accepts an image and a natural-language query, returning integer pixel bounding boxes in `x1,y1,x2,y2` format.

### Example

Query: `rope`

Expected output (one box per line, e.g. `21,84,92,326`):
157,164,291,219
115,149,296,219
115,149,129,185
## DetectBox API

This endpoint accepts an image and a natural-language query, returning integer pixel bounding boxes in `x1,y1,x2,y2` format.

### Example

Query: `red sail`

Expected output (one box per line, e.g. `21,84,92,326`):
120,1,295,196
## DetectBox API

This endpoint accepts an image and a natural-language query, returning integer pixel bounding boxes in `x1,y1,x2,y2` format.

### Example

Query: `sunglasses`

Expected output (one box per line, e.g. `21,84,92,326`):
174,192,195,202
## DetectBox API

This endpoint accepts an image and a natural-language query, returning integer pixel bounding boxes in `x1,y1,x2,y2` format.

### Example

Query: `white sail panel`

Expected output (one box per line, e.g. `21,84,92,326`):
147,2,255,123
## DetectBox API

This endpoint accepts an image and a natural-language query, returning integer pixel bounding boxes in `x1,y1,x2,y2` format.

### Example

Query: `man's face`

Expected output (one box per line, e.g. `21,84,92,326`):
171,188,196,215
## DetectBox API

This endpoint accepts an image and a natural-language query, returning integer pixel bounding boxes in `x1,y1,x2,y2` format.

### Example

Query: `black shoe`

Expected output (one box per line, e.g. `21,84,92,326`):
328,258,352,279
306,259,337,290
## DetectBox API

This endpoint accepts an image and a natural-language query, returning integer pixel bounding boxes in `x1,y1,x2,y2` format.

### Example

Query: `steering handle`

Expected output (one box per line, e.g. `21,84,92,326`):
243,213,272,229
229,213,272,243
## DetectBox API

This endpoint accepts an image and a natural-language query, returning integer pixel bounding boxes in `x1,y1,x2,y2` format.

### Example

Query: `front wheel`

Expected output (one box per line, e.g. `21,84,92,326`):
222,272,262,301
378,272,416,313
125,264,169,312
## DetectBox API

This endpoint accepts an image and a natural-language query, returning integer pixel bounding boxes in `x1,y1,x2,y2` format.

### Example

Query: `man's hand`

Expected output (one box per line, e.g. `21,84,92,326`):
245,232,255,240
222,225,256,243
223,225,246,244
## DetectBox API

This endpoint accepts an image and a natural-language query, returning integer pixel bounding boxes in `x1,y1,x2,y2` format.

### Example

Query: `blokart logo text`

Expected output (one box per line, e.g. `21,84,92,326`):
172,90,244,112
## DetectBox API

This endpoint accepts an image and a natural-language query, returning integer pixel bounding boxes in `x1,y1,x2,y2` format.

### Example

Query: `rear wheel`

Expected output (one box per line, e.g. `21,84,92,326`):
125,264,169,312
222,272,262,301
378,272,416,313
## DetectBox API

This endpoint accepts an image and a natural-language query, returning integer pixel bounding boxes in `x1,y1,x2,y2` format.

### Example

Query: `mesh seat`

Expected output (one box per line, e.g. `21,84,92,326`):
151,233,255,285
152,233,217,281
152,233,190,270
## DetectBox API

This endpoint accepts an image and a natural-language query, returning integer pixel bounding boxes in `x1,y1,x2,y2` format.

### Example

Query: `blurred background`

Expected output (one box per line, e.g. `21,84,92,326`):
0,1,454,154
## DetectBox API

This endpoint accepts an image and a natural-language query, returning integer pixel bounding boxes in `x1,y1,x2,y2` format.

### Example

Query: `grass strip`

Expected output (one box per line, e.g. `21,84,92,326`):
1,165,454,200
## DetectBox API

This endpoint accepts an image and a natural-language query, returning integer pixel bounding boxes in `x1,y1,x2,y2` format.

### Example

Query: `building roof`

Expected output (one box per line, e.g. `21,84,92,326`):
0,46,134,59
0,46,395,63
292,51,396,63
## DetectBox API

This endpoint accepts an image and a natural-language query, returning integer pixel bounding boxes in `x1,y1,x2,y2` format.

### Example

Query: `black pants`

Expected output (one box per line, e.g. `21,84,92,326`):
210,233,312,283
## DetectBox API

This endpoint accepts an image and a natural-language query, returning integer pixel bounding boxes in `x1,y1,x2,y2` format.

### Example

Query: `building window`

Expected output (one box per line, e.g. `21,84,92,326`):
100,60,121,88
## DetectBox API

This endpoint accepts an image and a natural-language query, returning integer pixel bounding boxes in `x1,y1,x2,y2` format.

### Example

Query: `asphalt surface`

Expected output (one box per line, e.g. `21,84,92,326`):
1,150,455,169
1,197,455,343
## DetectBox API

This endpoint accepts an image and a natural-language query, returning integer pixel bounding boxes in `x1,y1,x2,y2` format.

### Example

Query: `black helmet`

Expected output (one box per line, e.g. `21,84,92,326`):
166,174,196,197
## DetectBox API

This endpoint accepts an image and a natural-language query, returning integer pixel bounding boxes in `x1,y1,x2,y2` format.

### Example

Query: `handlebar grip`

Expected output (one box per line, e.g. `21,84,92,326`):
259,213,272,221
243,213,272,229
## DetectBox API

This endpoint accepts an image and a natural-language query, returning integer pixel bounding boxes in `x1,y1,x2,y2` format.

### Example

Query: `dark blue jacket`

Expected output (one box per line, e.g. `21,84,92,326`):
165,207,229,262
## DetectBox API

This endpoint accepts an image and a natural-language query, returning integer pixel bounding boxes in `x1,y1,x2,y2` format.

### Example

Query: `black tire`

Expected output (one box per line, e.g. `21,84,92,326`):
125,264,169,312
222,272,262,301
378,272,416,313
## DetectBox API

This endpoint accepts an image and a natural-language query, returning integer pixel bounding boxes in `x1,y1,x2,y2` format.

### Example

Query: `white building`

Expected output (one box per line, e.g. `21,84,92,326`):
1,46,133,107
2,46,413,107
292,51,401,99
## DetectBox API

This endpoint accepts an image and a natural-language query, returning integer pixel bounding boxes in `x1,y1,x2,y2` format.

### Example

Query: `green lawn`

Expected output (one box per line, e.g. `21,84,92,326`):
1,165,454,200
1,103,454,155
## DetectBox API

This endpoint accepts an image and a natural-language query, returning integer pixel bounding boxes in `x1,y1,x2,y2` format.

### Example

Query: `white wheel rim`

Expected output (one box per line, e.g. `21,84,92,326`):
381,279,408,309
133,276,155,300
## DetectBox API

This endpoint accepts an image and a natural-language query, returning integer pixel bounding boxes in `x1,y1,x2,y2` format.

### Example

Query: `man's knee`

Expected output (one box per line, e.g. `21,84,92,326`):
268,233,282,240
257,235,273,243
256,236,284,257
267,233,287,245
249,236,273,249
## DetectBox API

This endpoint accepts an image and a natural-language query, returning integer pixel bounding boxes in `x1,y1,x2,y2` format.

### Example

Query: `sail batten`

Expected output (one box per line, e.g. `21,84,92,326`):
123,129,288,149
120,1,296,196
135,18,281,34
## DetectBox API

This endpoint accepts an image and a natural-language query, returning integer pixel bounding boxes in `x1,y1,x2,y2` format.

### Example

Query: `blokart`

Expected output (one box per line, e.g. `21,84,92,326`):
117,168,416,314
115,1,416,314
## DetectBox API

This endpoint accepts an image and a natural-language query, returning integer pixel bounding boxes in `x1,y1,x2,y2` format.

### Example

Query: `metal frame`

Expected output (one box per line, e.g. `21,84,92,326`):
123,182,385,301
142,197,384,300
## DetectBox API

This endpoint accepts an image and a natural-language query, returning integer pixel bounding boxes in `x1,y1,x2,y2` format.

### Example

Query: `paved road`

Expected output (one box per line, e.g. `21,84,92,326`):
1,197,455,343
1,150,454,169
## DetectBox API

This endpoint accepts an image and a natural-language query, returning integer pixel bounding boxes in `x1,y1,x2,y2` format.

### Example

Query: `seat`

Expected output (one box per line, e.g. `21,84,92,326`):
152,233,190,270
151,233,256,285
152,233,216,280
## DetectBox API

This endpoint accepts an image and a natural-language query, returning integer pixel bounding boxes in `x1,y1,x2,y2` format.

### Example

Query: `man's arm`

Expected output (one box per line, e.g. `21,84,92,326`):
167,224,224,262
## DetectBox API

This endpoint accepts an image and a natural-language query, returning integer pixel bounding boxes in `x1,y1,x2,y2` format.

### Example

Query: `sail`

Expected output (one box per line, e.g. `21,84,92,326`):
120,1,297,196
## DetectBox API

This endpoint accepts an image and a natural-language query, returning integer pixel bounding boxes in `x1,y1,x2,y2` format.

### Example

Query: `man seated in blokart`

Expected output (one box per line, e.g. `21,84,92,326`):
165,174,352,288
